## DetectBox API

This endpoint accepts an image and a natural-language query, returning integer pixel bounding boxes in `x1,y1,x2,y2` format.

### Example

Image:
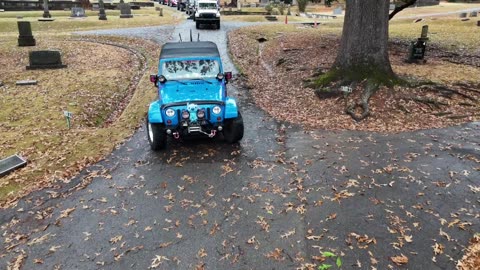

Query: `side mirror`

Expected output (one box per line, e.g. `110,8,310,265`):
150,74,158,87
225,72,232,82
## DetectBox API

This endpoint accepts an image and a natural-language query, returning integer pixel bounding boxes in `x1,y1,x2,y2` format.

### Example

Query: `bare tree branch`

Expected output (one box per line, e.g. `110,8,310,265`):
389,0,418,20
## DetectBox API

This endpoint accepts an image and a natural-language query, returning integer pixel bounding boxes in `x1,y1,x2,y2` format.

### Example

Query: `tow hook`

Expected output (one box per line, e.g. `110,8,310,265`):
209,130,216,138
173,132,180,139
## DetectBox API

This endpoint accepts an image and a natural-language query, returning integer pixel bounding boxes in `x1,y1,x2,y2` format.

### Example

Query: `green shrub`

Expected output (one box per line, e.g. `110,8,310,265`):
297,0,309,13
271,7,280,15
278,2,286,15
265,3,274,14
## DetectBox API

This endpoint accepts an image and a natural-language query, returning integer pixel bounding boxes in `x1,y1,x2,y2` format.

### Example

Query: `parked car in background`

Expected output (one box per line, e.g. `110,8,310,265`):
177,0,187,11
194,0,220,29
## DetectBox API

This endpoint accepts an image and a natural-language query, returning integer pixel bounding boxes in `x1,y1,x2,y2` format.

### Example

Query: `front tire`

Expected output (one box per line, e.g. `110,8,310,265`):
146,119,167,151
216,21,220,29
223,112,244,143
196,21,200,29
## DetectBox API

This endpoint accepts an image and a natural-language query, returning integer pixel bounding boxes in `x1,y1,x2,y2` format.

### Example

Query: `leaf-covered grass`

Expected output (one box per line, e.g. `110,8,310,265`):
222,14,316,23
390,18,480,51
0,35,160,204
228,19,480,132
0,7,179,34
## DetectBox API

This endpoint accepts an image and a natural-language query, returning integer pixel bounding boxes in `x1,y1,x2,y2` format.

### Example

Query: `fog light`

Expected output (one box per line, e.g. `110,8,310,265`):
166,129,172,134
182,110,190,119
197,109,205,118
217,126,223,131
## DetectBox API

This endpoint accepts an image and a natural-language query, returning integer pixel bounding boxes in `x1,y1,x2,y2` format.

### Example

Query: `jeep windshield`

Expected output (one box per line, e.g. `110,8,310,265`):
162,59,220,81
199,3,217,10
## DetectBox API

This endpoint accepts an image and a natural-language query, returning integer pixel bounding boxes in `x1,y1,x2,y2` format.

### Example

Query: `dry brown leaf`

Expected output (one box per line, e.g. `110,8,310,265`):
390,254,408,265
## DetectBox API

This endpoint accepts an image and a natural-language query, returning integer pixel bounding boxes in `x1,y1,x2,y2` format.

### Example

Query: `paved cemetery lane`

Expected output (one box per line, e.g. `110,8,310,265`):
1,19,479,270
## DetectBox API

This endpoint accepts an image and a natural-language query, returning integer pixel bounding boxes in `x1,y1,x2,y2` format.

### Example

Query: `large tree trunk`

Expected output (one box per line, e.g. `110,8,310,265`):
333,0,393,76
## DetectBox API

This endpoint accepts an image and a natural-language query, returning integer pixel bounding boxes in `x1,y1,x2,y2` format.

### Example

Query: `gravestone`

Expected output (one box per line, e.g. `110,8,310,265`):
420,25,429,40
478,20,480,27
265,15,277,21
98,0,107,20
159,8,163,16
119,0,133,18
0,155,27,178
27,50,67,70
470,11,478,17
459,12,467,18
42,0,51,18
333,7,342,15
0,9,5,12
71,7,86,17
16,80,37,85
17,21,36,47
407,25,428,63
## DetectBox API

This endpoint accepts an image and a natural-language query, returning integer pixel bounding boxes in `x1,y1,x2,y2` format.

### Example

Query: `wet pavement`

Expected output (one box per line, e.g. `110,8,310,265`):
1,10,479,270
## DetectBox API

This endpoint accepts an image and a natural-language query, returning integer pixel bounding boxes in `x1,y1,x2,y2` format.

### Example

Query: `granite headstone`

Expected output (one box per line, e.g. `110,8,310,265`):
98,0,107,20
17,21,36,47
71,7,86,17
119,0,133,18
26,50,67,70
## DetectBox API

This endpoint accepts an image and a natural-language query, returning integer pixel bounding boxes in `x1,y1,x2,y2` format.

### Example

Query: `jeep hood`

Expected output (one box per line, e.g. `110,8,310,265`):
160,81,223,104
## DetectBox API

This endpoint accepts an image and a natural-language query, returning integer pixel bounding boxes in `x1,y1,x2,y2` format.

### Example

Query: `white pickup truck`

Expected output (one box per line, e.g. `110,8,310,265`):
193,0,220,29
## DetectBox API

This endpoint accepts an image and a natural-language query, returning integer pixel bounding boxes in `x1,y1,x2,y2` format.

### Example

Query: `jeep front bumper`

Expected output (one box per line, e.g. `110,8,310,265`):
196,18,220,24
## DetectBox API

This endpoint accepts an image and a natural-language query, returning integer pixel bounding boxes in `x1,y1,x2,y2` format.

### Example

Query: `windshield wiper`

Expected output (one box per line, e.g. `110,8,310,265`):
166,79,187,85
191,78,213,84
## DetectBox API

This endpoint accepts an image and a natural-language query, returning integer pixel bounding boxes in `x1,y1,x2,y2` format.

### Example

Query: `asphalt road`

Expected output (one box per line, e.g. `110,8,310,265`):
1,12,479,270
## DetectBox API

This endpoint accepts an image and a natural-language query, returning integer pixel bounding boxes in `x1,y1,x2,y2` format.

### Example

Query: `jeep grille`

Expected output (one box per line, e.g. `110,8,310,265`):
200,13,216,18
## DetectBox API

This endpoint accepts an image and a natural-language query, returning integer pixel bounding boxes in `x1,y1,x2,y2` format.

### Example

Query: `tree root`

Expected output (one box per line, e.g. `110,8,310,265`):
420,85,477,102
432,112,453,117
345,80,379,122
402,97,448,110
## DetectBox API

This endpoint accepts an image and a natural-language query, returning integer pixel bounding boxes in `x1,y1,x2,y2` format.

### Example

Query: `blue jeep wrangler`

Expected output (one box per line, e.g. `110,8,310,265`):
147,41,244,150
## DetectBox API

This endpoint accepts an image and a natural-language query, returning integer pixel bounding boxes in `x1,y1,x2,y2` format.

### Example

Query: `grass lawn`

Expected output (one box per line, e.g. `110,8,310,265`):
0,35,160,204
0,5,181,204
0,7,179,34
228,17,480,131
0,36,160,205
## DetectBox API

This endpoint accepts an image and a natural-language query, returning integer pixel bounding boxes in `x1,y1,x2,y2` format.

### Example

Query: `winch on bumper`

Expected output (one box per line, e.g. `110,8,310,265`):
162,102,224,139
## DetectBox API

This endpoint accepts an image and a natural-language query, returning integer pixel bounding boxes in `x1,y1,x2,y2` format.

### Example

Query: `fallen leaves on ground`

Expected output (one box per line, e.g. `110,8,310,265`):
228,24,480,133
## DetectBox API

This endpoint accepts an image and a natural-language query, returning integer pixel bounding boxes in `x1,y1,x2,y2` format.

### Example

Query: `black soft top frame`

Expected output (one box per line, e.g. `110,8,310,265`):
160,41,221,59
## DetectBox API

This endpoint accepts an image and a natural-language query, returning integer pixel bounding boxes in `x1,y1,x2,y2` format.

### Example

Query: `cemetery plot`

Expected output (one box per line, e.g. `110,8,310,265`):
0,8,178,33
228,21,480,132
0,36,158,202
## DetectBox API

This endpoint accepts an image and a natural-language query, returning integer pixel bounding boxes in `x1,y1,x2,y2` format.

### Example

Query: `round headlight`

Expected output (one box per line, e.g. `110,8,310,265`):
165,109,175,117
197,110,205,118
158,75,166,83
212,106,221,115
182,110,190,119
216,73,224,80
